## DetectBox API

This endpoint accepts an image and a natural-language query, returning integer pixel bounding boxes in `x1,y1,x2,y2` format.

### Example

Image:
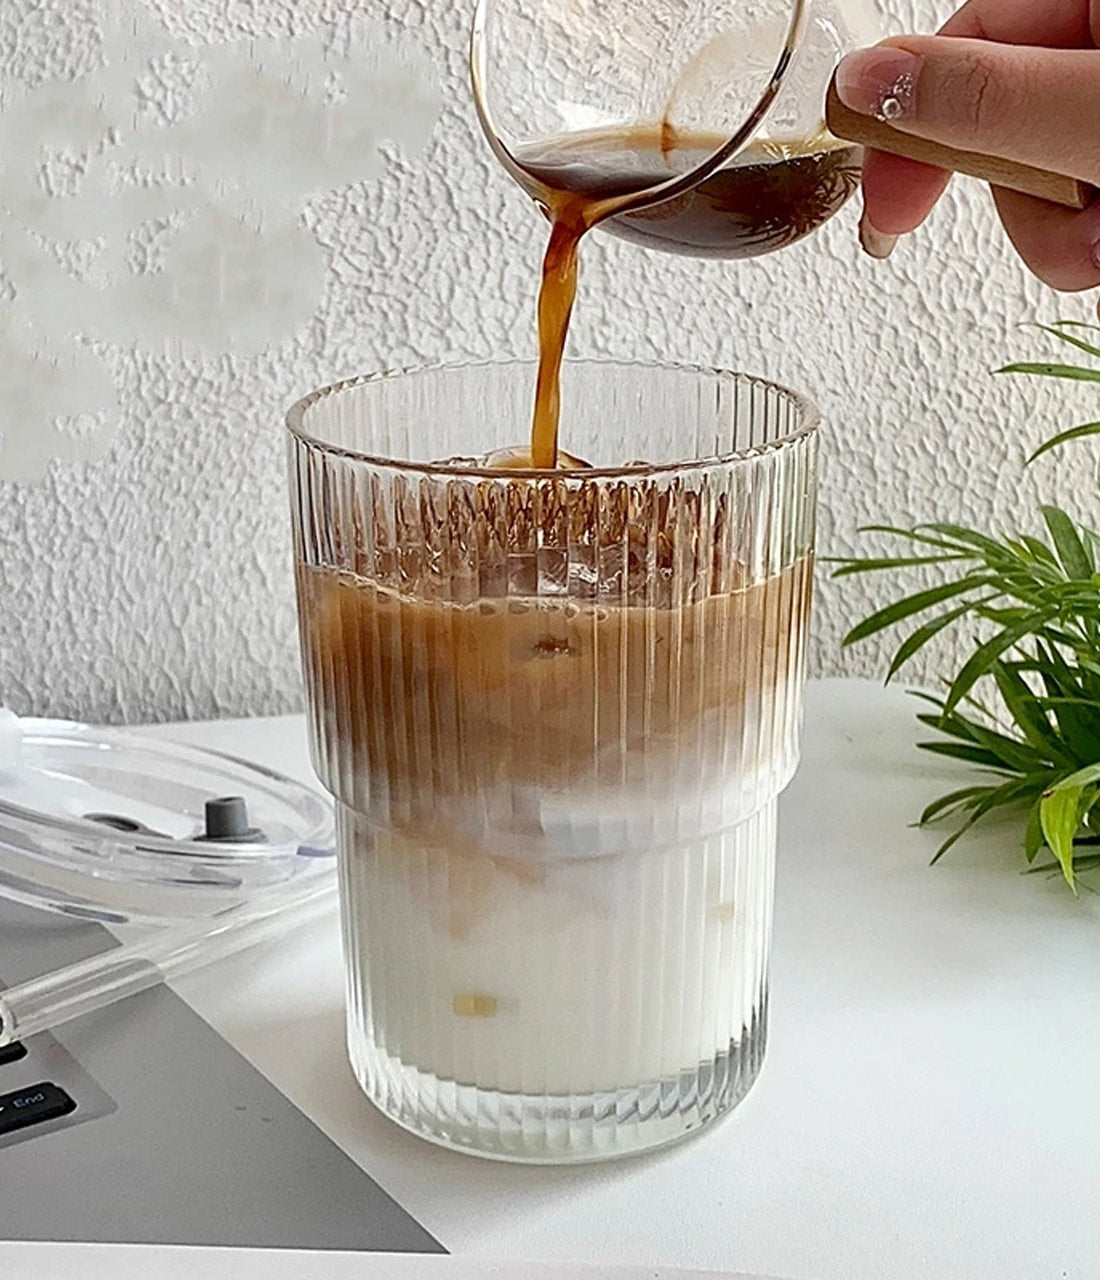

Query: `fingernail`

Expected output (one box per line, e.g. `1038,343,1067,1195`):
836,46,920,122
860,210,898,260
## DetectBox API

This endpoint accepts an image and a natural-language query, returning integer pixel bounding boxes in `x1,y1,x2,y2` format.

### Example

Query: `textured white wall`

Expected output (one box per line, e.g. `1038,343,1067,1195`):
1,0,1097,724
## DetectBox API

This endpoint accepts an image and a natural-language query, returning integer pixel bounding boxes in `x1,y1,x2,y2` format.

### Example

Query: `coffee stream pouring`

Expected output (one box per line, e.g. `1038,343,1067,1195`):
470,0,881,469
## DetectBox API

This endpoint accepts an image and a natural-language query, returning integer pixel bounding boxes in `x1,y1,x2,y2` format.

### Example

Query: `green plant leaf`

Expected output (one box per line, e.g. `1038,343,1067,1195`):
1046,762,1100,793
919,786,991,825
923,523,1020,560
966,723,1048,774
1034,642,1100,761
915,702,1003,746
842,576,995,647
942,609,1059,715
977,606,1036,625
885,603,976,683
992,663,1076,765
1028,421,1100,464
929,775,1045,865
829,554,973,578
1004,537,1045,564
1031,323,1100,361
1019,536,1059,566
997,362,1100,384
921,691,1050,771
1041,506,1095,579
1024,802,1045,863
918,740,1014,769
915,710,972,737
857,525,976,553
1052,320,1100,336
1039,787,1086,889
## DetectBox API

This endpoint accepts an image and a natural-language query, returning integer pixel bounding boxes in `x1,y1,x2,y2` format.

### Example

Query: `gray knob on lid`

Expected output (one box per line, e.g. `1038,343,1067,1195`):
199,796,264,843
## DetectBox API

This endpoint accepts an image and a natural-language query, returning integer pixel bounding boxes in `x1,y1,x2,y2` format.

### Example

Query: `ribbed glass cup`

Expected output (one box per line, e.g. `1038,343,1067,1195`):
287,360,817,1163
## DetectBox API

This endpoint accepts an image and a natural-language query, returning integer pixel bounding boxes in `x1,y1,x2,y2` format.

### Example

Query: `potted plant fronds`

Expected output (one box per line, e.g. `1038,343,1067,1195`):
835,322,1100,891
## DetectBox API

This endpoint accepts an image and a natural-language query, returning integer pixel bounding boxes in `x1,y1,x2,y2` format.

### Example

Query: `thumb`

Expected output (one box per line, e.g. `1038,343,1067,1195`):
835,36,1100,187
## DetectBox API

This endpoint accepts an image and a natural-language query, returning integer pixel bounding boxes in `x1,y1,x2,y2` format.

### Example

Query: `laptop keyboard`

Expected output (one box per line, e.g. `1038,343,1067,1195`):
0,980,115,1152
0,1040,28,1066
0,1033,78,1140
0,1081,77,1137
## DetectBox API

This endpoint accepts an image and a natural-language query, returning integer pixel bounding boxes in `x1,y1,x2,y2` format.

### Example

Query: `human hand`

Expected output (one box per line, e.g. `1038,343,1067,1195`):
833,0,1100,310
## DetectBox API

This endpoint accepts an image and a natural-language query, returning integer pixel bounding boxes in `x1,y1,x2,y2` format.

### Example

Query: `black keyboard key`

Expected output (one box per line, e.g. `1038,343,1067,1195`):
0,1041,27,1066
0,1082,76,1136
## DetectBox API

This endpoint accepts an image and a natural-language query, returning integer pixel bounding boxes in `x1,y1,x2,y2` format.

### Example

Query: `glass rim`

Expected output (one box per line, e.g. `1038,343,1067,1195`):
285,358,819,482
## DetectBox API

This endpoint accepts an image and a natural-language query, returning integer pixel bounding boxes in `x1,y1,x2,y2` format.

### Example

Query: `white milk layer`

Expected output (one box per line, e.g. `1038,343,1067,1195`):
340,797,776,1098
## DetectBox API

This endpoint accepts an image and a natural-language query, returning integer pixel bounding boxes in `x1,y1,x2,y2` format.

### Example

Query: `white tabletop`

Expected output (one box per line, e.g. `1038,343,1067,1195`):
139,680,1100,1280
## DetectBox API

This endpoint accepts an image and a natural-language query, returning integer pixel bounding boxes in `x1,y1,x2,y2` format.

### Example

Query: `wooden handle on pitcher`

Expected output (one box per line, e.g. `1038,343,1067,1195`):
826,74,1096,211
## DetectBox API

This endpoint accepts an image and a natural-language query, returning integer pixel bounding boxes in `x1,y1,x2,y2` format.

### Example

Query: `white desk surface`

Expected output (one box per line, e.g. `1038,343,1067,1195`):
136,679,1100,1280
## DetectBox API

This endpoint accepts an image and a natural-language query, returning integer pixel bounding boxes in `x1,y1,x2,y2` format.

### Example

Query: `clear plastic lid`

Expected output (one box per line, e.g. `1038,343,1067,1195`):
0,713,335,925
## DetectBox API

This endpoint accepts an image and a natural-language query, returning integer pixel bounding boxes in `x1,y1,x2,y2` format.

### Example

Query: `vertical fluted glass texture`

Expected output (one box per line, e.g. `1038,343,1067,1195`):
288,361,817,1162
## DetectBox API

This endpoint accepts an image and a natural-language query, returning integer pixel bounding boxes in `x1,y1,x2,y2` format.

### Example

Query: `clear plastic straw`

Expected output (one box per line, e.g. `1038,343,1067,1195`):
0,874,336,1047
